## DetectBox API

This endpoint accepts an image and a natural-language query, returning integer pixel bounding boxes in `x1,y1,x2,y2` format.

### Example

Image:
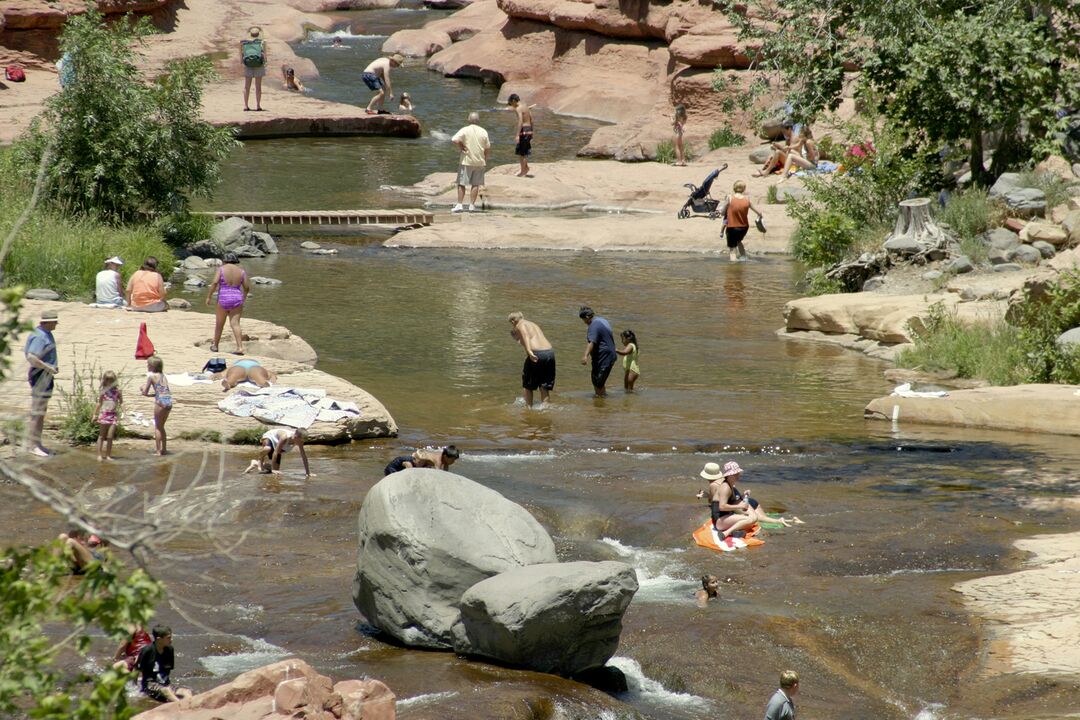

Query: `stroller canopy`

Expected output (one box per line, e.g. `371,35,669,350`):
691,169,721,200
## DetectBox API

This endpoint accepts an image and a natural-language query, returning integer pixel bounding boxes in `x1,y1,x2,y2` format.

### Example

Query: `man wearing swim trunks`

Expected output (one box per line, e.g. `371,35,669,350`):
578,306,617,397
362,54,402,114
508,93,535,177
509,311,555,406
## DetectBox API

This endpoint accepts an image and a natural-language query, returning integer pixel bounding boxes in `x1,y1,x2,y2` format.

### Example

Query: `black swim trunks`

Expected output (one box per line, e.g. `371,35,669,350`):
725,225,749,249
383,455,414,475
590,358,615,390
361,72,384,91
515,127,533,157
522,348,556,391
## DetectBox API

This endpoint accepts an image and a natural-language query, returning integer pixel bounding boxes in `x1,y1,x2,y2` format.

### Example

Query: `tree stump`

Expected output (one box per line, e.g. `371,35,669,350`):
888,197,945,246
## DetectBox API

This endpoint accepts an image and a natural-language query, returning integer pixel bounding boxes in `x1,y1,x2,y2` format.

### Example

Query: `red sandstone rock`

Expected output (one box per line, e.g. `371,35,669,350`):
0,0,168,30
132,659,396,720
382,28,452,57
495,0,717,42
417,0,505,42
288,0,399,10
668,32,753,69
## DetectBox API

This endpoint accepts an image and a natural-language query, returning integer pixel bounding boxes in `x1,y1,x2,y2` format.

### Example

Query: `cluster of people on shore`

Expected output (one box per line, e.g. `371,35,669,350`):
508,306,639,407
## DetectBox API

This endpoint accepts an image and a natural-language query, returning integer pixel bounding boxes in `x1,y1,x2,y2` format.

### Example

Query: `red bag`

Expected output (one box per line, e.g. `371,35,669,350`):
5,65,26,82
135,322,156,359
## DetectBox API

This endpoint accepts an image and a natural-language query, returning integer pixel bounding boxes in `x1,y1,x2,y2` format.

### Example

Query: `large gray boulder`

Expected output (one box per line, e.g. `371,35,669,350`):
353,469,557,649
985,228,1020,251
210,217,254,251
252,231,279,254
988,172,1022,198
1058,327,1080,351
1008,244,1043,264
748,146,773,164
456,561,637,676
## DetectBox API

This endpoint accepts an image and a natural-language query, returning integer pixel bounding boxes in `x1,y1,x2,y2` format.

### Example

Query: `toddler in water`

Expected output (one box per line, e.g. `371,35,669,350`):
398,92,414,112
616,329,639,392
94,370,123,461
140,356,173,456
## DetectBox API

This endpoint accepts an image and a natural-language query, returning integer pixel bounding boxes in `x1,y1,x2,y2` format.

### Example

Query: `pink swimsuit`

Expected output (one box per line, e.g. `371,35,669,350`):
217,268,246,310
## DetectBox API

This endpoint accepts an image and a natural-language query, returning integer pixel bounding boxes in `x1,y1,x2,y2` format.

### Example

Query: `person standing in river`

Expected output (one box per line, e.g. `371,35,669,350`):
764,670,799,720
451,111,490,213
362,54,403,114
723,180,764,262
509,311,555,406
578,306,617,397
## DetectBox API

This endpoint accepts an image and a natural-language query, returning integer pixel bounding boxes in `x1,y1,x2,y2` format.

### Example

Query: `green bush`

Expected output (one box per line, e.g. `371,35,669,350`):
816,135,840,162
790,209,860,268
179,429,223,443
0,150,176,298
230,426,265,445
1012,271,1080,384
708,125,746,150
1017,170,1073,210
159,212,215,248
58,361,121,445
898,303,1027,385
655,140,675,164
766,184,779,204
936,187,1004,265
12,6,237,221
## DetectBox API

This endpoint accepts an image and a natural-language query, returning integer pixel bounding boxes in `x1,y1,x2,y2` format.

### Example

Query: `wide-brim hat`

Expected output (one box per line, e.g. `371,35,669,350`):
40,310,59,323
722,461,743,477
700,462,723,480
390,53,404,65
105,256,124,266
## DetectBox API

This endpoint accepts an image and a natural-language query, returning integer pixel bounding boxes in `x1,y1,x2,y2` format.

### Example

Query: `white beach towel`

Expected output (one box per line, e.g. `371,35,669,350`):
891,383,948,399
166,372,214,386
217,386,359,429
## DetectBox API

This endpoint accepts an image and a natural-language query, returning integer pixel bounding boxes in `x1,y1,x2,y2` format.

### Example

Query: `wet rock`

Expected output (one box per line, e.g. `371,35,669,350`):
210,217,253,251
993,263,1023,273
166,298,191,310
1008,244,1043,264
232,244,266,258
251,231,279,254
308,248,339,255
250,276,282,285
425,0,473,8
181,256,208,269
1032,240,1056,259
922,270,943,281
946,255,974,274
382,28,452,57
300,241,322,250
1023,221,1069,247
182,276,206,287
862,276,885,291
185,239,223,259
25,288,60,300
456,561,638,676
353,469,557,649
574,666,628,694
1057,327,1080,350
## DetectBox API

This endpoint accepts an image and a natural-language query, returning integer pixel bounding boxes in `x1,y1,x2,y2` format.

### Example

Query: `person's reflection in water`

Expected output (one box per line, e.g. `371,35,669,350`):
724,271,746,311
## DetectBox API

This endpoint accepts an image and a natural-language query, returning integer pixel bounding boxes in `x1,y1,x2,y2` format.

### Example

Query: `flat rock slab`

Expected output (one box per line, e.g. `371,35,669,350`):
865,384,1080,437
0,301,396,445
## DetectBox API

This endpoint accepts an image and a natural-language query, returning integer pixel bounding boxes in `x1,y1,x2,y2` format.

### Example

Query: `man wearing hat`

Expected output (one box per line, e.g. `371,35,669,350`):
96,256,125,306
24,310,59,457
362,54,403,114
697,461,755,541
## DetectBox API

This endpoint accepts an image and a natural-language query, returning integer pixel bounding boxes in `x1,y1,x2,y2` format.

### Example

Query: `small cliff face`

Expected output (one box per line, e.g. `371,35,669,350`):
385,0,765,160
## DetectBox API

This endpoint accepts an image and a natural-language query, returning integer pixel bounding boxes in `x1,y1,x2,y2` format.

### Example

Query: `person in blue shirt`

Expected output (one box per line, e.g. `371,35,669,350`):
24,310,59,457
578,306,617,397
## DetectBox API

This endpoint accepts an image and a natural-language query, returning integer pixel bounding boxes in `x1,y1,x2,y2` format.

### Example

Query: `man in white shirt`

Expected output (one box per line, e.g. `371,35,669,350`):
95,256,125,306
450,112,490,213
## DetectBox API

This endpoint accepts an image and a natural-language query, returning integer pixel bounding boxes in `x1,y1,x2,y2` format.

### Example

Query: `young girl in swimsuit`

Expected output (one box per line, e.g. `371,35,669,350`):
206,253,251,354
615,329,639,392
672,104,688,166
94,370,122,461
141,356,173,456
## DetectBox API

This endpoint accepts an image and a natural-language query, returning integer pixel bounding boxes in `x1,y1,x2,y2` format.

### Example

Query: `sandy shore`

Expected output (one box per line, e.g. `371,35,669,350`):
0,300,397,445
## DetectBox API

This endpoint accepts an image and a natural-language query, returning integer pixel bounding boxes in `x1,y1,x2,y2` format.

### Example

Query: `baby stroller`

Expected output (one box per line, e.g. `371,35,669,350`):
677,163,728,219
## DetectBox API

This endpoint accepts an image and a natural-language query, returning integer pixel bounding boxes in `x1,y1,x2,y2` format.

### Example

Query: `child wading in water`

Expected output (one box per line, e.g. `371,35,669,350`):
141,356,173,456
616,329,639,392
672,105,688,166
94,371,122,461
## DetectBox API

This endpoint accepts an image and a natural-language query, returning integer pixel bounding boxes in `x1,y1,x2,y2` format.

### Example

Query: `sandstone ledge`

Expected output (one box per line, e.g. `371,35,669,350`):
864,384,1080,437
0,301,397,445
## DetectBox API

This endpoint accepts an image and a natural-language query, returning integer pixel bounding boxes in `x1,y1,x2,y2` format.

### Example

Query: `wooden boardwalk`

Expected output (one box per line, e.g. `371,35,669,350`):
199,209,434,227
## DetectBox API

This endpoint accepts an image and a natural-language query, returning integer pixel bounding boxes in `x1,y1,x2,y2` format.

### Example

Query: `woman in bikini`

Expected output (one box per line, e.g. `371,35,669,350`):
220,358,276,392
141,356,173,456
206,253,251,354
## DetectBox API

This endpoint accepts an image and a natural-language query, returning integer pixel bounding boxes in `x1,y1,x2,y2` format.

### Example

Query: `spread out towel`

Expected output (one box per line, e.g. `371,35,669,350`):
218,386,360,429
891,382,948,398
692,521,765,552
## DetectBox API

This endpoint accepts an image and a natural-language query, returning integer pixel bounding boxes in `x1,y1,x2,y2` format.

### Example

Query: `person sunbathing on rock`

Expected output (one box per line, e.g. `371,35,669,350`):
220,358,276,392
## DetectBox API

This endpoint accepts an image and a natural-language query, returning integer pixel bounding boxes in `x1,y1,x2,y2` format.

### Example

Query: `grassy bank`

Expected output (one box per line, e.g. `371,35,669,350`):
0,150,175,299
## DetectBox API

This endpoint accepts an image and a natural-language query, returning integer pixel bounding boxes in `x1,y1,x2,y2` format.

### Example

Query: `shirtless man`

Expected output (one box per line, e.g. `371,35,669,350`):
362,54,402,114
413,445,460,471
509,311,555,406
507,94,536,177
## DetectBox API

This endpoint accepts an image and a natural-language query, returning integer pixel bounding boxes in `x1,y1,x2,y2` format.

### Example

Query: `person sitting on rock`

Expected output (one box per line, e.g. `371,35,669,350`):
136,625,193,703
220,358,276,392
753,123,798,178
125,257,168,313
245,427,313,477
281,65,305,92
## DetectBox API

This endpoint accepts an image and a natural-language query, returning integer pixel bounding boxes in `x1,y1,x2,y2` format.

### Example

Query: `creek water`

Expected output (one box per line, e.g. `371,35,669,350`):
5,4,1080,719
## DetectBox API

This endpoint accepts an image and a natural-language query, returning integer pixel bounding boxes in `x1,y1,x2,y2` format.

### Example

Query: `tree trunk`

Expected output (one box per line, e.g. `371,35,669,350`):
890,197,944,245
969,123,989,187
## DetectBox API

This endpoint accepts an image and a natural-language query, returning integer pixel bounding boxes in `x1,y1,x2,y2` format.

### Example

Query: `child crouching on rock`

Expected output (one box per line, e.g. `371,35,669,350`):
245,427,314,477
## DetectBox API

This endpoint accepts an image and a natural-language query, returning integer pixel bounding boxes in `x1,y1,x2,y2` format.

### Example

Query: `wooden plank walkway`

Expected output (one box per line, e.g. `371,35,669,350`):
198,209,434,227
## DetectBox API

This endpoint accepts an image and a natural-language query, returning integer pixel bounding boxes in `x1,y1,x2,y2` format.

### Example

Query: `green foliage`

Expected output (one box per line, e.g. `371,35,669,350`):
708,125,746,150
800,270,845,297
0,542,163,720
765,184,779,204
1012,271,1080,384
899,303,1027,385
58,360,122,445
654,140,675,164
12,6,238,221
179,429,223,443
1016,170,1073,211
0,149,176,298
790,209,859,268
158,212,215,248
815,135,839,162
935,187,1003,265
727,1,1080,183
229,427,265,445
